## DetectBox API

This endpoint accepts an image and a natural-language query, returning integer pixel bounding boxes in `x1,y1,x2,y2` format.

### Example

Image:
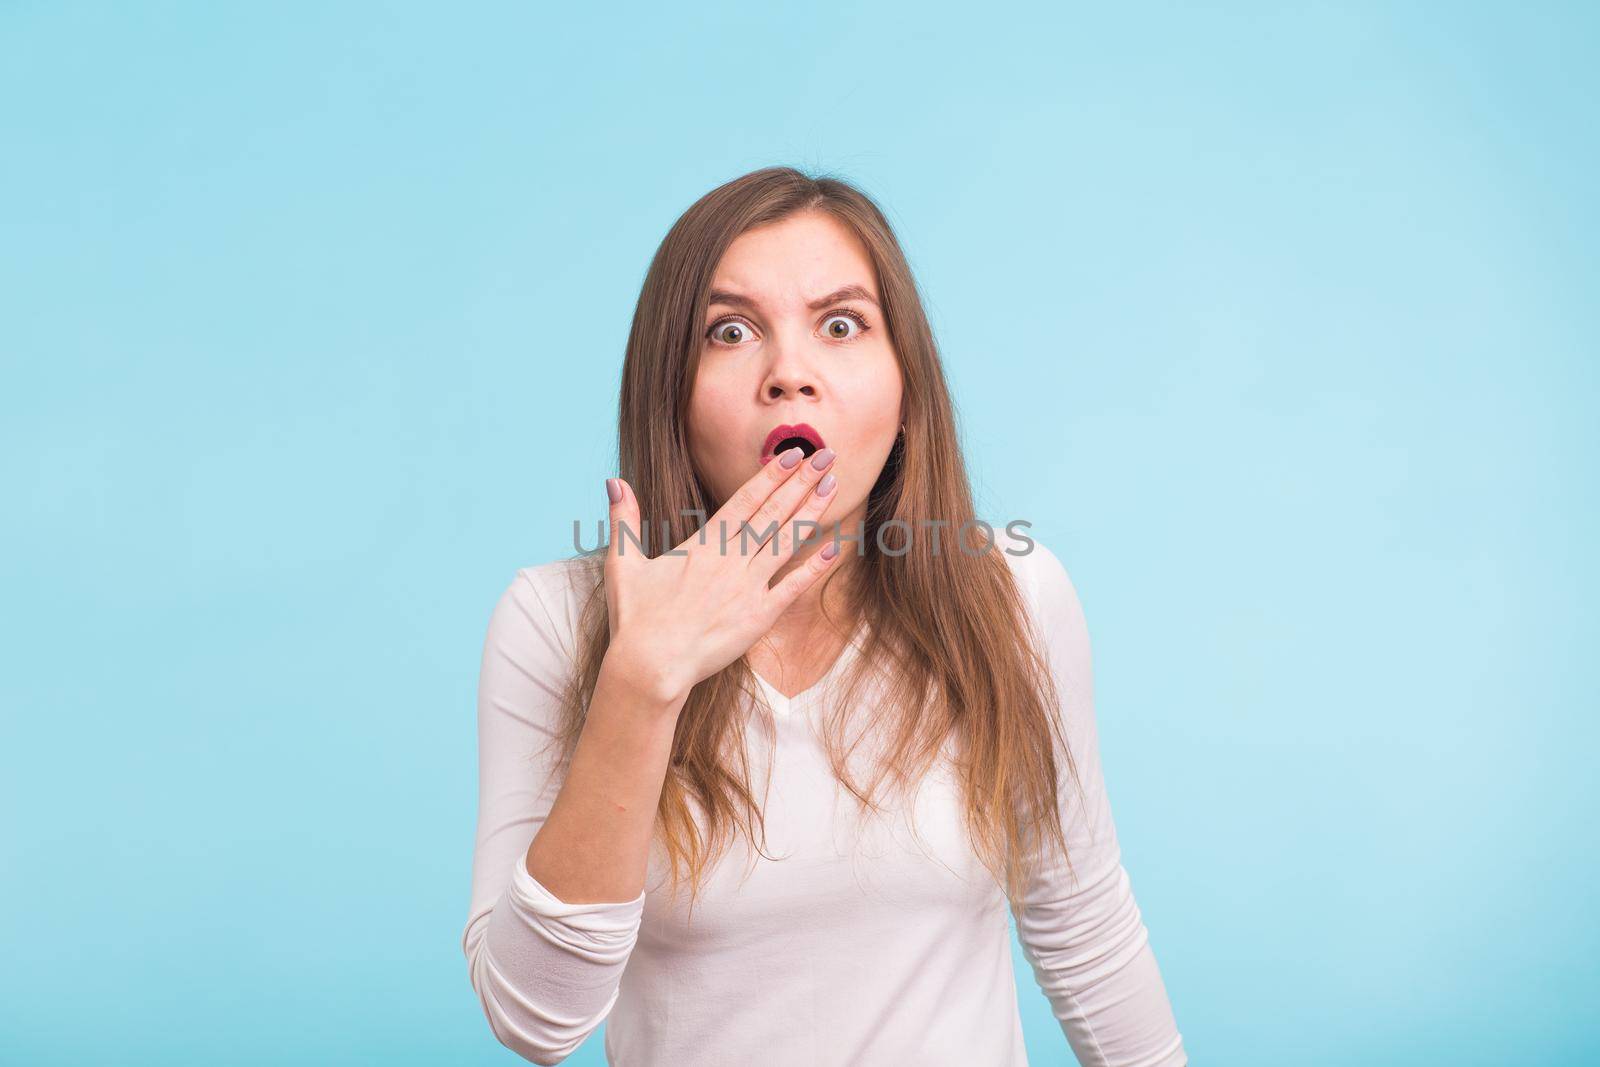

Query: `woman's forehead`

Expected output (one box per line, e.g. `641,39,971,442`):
714,214,874,292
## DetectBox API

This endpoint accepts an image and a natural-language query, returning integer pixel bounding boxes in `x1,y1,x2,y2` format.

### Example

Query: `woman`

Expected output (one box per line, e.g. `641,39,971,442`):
461,166,1187,1066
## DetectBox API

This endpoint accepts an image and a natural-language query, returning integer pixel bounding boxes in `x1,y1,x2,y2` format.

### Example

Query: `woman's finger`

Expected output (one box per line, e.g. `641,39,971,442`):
695,445,813,553
766,530,842,608
604,477,645,569
749,456,841,580
739,447,836,562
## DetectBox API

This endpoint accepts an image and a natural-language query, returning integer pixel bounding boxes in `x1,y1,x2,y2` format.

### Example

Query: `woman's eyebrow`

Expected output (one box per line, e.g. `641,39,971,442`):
807,284,880,310
707,284,881,312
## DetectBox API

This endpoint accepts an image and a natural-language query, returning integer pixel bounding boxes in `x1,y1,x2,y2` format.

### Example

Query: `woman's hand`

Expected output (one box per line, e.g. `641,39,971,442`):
599,446,843,706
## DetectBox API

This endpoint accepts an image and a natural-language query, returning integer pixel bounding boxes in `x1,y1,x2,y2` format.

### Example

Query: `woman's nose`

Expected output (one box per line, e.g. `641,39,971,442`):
766,378,817,399
761,342,819,398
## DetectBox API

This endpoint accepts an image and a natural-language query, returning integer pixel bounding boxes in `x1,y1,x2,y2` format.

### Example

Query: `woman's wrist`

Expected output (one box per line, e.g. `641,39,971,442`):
599,639,694,712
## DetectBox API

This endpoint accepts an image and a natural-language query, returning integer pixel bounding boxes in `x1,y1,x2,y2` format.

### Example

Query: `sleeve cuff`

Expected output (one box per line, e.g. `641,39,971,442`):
509,855,648,931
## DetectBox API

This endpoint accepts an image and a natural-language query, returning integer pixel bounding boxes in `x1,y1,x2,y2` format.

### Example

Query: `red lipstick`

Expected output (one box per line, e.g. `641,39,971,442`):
760,423,826,464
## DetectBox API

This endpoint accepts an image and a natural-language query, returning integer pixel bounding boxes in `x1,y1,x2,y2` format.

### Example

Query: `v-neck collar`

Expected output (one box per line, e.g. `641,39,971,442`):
749,621,868,715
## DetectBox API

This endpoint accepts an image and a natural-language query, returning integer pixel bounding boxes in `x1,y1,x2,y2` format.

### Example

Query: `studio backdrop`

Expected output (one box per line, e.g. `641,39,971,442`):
3,3,1596,1065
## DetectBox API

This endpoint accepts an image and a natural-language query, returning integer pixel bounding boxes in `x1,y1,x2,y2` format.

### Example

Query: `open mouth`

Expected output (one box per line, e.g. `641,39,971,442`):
760,422,826,464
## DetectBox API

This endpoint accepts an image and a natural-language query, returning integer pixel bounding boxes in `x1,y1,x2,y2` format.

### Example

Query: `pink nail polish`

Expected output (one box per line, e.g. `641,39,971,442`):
815,473,836,497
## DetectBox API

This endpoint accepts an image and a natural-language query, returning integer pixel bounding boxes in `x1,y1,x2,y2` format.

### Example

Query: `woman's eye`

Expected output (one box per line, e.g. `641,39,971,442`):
708,312,867,345
709,320,751,345
823,312,866,340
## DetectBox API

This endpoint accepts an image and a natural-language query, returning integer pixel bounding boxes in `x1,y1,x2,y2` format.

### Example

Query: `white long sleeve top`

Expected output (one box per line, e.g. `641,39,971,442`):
461,535,1186,1066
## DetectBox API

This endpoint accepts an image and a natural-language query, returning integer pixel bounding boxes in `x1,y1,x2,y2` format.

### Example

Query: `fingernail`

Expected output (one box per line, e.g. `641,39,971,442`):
815,472,836,497
606,478,622,504
821,539,839,560
778,446,804,469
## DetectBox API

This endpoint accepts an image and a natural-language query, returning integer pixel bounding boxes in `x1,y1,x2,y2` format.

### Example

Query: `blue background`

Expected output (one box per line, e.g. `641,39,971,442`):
4,3,1596,1064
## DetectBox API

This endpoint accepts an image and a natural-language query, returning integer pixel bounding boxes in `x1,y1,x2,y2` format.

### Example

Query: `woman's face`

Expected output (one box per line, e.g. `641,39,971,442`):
687,210,904,539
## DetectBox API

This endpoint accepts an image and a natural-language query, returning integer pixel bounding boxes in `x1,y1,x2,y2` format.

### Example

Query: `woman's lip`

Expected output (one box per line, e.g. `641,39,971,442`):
761,422,826,461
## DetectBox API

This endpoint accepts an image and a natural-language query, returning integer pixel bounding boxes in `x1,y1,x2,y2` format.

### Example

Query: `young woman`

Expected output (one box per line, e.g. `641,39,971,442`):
461,167,1187,1066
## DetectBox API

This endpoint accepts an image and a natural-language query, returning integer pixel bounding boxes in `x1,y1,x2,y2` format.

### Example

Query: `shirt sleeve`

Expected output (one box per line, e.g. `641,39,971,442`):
1007,541,1188,1067
461,565,647,1066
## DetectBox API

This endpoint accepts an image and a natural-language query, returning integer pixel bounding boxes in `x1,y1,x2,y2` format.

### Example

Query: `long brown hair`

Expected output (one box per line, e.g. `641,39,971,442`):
551,165,1081,914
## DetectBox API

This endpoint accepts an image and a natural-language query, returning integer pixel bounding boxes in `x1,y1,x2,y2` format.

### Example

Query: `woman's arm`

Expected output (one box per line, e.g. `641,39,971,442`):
464,461,842,1064
461,565,686,1067
1009,542,1187,1067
